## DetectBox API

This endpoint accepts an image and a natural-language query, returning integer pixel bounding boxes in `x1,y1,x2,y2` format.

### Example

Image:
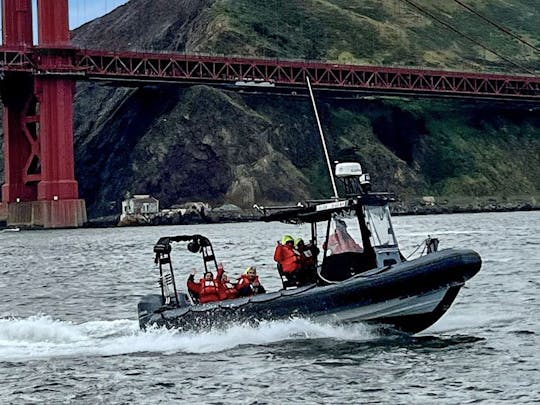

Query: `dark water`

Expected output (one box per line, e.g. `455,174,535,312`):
0,211,538,404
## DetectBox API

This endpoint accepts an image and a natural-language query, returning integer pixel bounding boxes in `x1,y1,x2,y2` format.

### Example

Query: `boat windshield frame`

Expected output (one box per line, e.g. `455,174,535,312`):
321,212,365,256
363,203,399,248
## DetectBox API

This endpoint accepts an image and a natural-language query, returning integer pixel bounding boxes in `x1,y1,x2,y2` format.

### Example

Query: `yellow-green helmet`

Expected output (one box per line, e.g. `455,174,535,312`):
281,235,294,244
294,238,304,248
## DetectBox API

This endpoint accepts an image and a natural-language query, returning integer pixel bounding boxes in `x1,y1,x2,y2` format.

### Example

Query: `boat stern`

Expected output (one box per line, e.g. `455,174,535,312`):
137,294,163,330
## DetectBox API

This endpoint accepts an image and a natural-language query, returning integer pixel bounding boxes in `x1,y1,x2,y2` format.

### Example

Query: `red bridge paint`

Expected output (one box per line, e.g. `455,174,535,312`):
0,48,538,100
1,0,85,228
0,2,538,228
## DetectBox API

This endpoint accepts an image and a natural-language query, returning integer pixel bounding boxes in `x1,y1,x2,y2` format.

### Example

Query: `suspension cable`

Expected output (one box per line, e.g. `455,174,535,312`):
396,0,535,74
451,0,540,54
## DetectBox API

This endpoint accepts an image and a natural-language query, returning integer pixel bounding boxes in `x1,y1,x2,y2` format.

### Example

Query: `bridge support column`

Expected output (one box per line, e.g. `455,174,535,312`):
1,0,87,228
1,0,35,224
0,74,40,225
1,76,38,203
34,0,86,227
31,72,86,228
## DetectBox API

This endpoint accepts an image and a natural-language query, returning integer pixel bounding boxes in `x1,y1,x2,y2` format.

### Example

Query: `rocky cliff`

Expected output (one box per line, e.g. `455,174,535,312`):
2,0,540,217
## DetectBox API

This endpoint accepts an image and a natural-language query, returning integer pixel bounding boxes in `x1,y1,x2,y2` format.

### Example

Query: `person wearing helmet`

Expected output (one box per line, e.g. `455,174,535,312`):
236,266,266,297
273,234,301,287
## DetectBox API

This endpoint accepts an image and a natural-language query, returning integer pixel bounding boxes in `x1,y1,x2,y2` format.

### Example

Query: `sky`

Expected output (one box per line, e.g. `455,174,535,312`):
68,0,128,29
0,0,128,42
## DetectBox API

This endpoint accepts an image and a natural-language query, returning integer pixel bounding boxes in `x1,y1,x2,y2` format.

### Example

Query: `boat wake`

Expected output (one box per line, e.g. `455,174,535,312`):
0,227,20,233
0,315,379,362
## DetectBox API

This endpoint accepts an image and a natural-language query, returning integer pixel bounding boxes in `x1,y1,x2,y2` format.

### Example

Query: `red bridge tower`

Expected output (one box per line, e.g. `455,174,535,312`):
1,0,86,228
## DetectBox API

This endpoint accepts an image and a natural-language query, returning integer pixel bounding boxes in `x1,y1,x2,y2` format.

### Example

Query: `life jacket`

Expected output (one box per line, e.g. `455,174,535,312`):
198,278,220,304
274,243,300,274
236,274,259,289
236,274,266,296
218,280,238,300
235,274,262,296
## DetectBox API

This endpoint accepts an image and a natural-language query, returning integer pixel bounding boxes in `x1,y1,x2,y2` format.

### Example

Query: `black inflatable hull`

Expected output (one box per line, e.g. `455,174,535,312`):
138,248,481,334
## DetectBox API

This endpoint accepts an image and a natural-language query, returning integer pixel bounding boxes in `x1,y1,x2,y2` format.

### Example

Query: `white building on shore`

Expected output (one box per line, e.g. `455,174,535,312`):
121,194,159,220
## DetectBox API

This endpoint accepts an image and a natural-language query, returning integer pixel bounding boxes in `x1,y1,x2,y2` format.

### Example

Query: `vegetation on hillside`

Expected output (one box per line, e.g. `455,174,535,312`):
206,0,539,72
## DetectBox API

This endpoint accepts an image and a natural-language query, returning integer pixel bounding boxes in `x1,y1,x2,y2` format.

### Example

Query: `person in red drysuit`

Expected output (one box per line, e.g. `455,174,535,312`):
274,235,301,285
187,269,220,304
216,263,238,300
236,266,266,297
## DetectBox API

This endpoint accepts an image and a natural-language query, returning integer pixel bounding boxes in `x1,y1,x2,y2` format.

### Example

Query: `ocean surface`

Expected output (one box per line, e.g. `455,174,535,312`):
0,211,538,404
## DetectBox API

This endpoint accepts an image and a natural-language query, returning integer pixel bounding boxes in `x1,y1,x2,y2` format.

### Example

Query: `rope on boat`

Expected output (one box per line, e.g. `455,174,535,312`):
406,241,426,259
406,235,440,259
316,267,340,284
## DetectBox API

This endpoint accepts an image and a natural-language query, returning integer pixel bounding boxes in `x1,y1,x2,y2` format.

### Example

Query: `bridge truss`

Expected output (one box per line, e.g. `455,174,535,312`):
1,48,539,101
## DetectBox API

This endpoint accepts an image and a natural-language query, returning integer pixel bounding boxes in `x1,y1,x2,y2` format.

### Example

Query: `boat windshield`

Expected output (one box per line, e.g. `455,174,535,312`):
363,205,398,247
322,213,364,256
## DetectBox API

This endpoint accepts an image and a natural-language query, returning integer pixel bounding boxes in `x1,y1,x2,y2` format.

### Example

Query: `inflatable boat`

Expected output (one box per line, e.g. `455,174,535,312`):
138,162,482,334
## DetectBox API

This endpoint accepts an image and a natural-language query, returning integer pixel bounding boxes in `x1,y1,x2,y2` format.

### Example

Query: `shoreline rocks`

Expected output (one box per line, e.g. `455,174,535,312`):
2,198,538,230
85,200,539,228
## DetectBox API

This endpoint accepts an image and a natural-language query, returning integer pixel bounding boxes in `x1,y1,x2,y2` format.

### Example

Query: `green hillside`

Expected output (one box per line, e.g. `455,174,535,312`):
204,0,539,72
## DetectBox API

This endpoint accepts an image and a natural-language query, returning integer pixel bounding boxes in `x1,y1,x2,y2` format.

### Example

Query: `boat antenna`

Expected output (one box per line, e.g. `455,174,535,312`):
306,76,339,199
